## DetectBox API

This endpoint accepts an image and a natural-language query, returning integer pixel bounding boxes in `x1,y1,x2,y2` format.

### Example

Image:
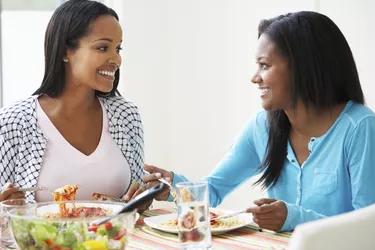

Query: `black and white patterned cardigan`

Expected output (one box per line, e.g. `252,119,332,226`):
0,95,144,200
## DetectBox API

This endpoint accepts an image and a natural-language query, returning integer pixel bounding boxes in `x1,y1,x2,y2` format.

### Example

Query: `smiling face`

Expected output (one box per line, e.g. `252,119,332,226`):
251,34,293,111
65,15,122,93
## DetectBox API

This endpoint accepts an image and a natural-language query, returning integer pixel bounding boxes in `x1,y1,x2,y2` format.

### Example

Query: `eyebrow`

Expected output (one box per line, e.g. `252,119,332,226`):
93,38,122,43
257,56,269,61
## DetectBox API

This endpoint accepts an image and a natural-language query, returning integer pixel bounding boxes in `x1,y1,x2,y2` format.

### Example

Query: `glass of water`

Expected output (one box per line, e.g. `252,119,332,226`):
176,181,211,250
0,199,37,249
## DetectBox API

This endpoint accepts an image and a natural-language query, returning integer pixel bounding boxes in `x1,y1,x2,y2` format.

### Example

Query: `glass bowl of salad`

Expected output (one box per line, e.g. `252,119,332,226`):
7,200,137,250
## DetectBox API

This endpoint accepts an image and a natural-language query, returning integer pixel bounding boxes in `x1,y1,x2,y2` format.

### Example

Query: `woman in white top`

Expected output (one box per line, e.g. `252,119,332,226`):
0,0,148,210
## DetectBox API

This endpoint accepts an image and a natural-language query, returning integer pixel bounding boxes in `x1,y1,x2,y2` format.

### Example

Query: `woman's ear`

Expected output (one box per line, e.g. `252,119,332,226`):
64,47,76,63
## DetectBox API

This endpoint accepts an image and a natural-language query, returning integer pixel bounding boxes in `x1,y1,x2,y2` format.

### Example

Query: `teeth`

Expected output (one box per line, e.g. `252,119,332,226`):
98,70,115,77
260,87,270,95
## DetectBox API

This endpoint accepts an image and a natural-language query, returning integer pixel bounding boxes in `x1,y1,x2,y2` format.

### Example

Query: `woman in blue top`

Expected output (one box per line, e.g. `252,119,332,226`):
143,11,375,231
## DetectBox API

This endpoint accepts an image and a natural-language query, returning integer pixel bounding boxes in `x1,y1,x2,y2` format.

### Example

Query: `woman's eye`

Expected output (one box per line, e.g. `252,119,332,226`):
259,62,269,69
116,46,123,53
98,46,108,52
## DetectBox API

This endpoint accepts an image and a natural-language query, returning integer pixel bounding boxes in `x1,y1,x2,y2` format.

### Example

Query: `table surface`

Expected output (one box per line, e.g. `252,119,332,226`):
129,208,291,250
1,208,292,250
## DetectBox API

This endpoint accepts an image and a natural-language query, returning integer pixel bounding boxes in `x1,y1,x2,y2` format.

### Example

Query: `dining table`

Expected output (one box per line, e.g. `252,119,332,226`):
0,207,292,250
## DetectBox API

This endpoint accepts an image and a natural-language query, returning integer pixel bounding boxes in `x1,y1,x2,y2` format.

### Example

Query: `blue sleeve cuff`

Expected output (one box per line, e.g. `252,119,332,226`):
167,172,189,201
280,202,298,232
167,194,175,201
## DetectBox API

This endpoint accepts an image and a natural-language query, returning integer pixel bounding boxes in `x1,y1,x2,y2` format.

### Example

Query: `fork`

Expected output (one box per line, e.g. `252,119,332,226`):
143,170,177,201
143,170,173,189
92,193,126,203
18,186,56,193
210,208,248,221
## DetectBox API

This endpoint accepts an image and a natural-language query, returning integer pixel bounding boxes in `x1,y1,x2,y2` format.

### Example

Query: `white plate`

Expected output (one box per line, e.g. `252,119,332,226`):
38,202,124,215
144,208,252,235
37,202,140,221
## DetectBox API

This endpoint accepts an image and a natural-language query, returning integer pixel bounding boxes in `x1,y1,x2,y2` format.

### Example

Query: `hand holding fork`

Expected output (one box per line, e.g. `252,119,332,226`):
142,165,175,201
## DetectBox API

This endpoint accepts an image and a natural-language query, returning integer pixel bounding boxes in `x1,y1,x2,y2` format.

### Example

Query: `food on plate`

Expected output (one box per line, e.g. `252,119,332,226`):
43,184,109,219
163,217,178,227
171,187,194,202
180,188,193,202
43,206,109,219
92,192,109,201
171,190,177,201
53,184,79,217
180,211,197,230
54,184,79,201
162,211,244,230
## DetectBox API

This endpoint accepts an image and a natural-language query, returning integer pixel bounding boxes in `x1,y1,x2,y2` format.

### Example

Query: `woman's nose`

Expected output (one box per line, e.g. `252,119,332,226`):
108,53,121,68
251,73,262,84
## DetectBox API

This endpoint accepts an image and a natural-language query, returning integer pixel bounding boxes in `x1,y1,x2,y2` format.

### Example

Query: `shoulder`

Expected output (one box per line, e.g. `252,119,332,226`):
342,101,375,128
339,102,375,149
245,110,268,137
234,110,268,147
100,96,142,129
100,96,140,116
0,96,36,128
253,110,268,127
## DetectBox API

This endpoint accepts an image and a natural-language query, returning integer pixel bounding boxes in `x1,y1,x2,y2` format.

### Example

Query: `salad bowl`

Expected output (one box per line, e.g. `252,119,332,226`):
7,200,137,250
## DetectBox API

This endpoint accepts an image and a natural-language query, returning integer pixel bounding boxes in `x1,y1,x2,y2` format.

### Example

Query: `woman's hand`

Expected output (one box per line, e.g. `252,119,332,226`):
142,164,174,201
0,183,25,202
247,198,287,231
122,182,152,213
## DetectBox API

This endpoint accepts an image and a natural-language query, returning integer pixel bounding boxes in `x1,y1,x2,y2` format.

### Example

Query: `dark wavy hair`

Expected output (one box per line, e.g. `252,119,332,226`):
34,0,120,97
254,11,364,188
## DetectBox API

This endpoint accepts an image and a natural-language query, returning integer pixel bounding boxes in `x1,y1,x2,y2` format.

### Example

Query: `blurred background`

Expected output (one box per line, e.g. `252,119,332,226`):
0,0,374,209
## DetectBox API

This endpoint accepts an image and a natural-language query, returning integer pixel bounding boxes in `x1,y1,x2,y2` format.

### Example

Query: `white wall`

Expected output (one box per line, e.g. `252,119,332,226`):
2,11,53,106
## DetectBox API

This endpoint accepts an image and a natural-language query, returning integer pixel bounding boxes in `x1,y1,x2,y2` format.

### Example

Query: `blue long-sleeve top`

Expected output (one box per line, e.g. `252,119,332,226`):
171,101,375,231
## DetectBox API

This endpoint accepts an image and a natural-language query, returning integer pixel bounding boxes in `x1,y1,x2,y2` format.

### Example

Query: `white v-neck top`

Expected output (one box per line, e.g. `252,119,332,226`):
35,99,131,202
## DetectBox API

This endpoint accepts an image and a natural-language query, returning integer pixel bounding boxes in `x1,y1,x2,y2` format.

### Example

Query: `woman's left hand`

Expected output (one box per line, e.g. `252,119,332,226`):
247,198,287,231
122,183,152,213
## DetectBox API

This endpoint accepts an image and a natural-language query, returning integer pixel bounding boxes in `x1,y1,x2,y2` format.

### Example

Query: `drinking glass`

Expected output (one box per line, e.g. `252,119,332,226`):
176,181,211,250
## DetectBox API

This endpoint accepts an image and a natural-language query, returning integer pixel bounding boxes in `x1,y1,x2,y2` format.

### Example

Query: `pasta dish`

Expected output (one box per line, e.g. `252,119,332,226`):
171,187,193,202
43,184,107,218
53,184,79,217
161,211,244,229
92,192,108,201
180,188,193,202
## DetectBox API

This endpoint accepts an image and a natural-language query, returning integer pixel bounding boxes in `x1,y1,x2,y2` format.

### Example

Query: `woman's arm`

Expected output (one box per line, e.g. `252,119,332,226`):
173,113,265,207
0,129,24,201
346,116,375,208
144,112,266,204
133,105,145,175
0,130,16,187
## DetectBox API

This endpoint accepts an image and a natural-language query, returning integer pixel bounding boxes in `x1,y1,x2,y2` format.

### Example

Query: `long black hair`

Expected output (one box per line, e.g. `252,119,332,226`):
33,0,120,97
254,11,364,188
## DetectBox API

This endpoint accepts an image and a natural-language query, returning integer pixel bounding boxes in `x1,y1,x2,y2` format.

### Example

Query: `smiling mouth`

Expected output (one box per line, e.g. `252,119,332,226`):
97,70,116,77
259,87,270,96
